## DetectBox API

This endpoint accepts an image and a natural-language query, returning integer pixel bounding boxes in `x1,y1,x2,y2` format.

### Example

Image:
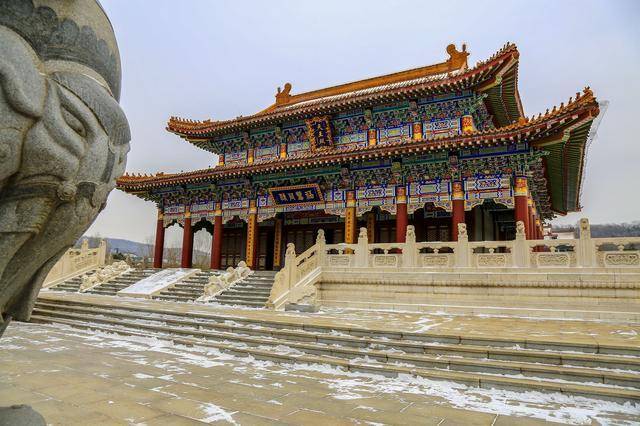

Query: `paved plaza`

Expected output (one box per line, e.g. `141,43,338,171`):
2,298,639,425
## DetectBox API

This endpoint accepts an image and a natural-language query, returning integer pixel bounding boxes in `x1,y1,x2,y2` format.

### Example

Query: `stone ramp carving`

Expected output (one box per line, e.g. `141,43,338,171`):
84,269,159,296
117,268,198,298
152,270,221,303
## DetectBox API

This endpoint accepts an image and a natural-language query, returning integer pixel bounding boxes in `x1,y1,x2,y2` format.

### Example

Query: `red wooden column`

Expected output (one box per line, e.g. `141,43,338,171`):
153,208,165,268
344,191,357,244
210,203,223,270
514,176,530,238
245,199,258,269
395,186,408,243
451,181,465,241
531,205,539,241
180,207,193,268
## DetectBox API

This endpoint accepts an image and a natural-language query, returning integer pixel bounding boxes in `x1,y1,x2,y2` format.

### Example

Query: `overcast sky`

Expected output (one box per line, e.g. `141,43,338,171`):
88,0,640,244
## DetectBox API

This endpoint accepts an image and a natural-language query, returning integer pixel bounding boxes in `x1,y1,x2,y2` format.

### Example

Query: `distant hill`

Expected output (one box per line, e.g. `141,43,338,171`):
74,236,151,256
106,238,152,256
552,221,640,238
75,236,209,260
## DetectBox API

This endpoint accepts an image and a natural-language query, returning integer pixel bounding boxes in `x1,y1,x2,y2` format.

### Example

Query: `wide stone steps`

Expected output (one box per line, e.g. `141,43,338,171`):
210,272,277,308
30,298,640,403
50,276,85,293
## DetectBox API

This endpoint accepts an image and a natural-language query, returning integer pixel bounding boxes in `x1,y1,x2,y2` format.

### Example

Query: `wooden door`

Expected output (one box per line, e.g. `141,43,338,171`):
221,227,245,268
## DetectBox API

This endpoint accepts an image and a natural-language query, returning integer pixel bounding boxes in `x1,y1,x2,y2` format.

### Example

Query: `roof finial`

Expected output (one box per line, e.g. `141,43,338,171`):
445,43,470,70
275,82,292,106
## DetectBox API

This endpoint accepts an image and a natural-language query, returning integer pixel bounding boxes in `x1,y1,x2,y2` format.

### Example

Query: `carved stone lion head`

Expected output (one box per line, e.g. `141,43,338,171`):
0,0,129,332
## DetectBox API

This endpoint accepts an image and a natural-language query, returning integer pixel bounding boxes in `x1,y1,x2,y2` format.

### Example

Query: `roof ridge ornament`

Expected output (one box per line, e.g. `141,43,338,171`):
275,82,292,106
445,43,469,70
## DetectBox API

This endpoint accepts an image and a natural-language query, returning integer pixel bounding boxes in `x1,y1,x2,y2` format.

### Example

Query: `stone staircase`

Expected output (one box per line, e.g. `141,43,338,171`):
152,270,220,303
84,268,158,296
30,296,640,403
212,270,277,308
49,274,87,292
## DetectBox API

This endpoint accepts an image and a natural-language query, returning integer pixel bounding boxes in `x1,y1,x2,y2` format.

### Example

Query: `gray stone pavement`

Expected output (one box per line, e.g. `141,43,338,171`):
2,322,639,425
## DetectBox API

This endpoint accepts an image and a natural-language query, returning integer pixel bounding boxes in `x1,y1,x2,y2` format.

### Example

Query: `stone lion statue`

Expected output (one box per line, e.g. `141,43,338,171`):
406,225,416,241
457,223,468,239
0,0,129,335
579,217,591,239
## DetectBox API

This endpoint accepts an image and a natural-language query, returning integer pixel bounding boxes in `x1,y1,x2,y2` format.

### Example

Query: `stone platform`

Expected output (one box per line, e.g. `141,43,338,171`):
2,322,579,426
2,291,636,424
3,315,639,423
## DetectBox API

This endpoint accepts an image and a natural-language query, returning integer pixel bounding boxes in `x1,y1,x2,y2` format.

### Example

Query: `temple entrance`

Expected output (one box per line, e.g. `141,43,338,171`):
256,223,275,271
411,203,452,242
275,211,344,269
191,218,213,269
373,211,396,244
468,200,516,241
221,218,246,269
162,221,184,267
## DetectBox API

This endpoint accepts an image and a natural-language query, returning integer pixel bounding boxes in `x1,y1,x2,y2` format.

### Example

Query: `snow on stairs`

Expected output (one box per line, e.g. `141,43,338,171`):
212,270,277,308
30,296,640,403
152,270,220,303
84,268,158,296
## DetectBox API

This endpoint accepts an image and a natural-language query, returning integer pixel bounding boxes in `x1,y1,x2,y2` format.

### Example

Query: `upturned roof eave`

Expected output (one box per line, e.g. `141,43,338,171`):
167,43,520,141
118,89,598,194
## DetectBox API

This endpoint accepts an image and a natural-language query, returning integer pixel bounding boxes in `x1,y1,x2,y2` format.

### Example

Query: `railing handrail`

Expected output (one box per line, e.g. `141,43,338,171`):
266,219,640,310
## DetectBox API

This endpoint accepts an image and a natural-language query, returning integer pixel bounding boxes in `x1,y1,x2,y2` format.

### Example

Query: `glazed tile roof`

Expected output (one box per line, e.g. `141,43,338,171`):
119,87,599,215
166,43,522,139
119,43,601,216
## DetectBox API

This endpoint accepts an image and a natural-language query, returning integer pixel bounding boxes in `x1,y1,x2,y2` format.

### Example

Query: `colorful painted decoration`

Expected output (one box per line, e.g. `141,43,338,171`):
461,115,475,134
424,118,461,139
224,150,247,166
514,176,528,196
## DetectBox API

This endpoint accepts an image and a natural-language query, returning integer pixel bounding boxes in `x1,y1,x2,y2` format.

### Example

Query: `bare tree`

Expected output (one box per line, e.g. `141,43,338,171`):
142,235,155,268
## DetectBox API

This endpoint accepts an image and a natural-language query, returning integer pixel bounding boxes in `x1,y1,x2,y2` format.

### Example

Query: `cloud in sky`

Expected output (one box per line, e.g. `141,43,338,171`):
89,0,640,244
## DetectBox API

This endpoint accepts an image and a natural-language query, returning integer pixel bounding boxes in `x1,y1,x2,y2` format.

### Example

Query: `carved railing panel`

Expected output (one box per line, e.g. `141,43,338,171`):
371,254,399,268
535,252,571,268
327,255,353,267
420,253,452,267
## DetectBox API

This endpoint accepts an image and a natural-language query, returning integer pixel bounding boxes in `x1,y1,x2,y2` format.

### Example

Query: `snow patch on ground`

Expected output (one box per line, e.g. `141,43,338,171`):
199,403,238,424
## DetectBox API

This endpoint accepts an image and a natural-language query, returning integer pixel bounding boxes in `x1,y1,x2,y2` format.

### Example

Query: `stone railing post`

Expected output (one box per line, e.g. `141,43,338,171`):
80,238,89,253
284,243,297,289
578,217,595,267
97,239,107,266
513,220,529,267
355,227,369,267
454,223,470,267
316,229,326,267
403,225,417,267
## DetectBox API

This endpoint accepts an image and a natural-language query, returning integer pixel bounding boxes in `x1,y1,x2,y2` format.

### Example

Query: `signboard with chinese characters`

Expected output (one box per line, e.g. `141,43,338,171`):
269,183,324,206
306,116,333,151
